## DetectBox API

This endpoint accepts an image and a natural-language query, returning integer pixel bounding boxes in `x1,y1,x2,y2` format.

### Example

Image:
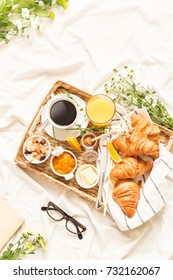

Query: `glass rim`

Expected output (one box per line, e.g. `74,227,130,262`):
81,132,98,150
86,94,116,125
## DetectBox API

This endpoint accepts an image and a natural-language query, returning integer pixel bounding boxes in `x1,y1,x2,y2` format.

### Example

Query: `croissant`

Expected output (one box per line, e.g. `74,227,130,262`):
131,113,160,144
112,179,142,218
110,157,153,182
112,128,159,159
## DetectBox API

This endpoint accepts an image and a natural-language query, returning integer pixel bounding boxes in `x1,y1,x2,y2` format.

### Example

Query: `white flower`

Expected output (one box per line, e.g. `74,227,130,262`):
38,1,45,6
12,4,19,10
21,8,30,19
15,20,23,31
31,16,40,29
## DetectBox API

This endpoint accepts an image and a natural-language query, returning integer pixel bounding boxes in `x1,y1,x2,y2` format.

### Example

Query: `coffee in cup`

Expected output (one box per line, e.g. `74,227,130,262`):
38,95,79,133
50,99,77,127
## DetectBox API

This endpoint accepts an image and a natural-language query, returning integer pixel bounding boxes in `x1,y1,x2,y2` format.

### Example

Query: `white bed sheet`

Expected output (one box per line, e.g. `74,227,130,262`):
1,0,173,260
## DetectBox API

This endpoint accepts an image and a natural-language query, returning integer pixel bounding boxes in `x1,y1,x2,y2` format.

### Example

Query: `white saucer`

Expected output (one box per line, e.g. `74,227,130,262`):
41,94,89,141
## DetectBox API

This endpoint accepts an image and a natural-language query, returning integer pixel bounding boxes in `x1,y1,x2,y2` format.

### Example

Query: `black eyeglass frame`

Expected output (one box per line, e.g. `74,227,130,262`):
41,201,86,239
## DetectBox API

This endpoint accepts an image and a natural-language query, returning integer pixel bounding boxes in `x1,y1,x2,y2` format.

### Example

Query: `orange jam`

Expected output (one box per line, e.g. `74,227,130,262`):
52,152,76,174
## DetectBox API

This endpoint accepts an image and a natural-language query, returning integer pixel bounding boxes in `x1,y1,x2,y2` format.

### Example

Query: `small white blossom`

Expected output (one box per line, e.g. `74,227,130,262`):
21,8,30,19
15,20,23,31
38,1,45,6
31,16,40,29
12,4,19,10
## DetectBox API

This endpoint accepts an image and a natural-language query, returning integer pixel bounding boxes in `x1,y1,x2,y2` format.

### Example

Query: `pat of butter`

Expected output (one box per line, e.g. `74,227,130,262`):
80,167,98,186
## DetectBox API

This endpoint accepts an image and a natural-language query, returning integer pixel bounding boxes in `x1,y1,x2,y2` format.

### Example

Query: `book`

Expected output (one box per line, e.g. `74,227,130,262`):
0,197,24,251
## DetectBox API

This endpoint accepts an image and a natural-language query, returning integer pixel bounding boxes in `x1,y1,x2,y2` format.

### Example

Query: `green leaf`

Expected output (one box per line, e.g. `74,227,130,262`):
0,22,8,27
42,0,52,5
39,236,47,249
33,7,49,17
18,0,35,9
56,0,68,10
7,243,14,250
49,11,55,20
26,242,34,250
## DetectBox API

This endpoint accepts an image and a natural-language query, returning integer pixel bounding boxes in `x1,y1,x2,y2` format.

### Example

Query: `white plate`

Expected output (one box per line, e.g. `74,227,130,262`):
41,94,89,141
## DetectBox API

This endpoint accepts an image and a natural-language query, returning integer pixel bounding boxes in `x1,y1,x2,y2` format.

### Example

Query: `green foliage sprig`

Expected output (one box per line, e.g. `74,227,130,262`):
104,66,173,130
0,0,68,43
0,231,47,260
67,124,107,136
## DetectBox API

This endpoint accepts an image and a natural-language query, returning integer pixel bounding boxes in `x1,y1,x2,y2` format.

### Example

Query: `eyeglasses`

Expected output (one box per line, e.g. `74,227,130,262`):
41,201,86,240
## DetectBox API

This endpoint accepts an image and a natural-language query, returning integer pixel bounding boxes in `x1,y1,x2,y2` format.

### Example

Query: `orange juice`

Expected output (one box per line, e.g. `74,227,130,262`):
86,94,116,127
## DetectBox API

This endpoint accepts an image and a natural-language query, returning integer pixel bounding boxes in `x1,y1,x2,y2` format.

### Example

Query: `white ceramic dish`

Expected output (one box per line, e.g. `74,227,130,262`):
41,93,89,141
50,148,77,180
76,164,99,189
23,135,51,164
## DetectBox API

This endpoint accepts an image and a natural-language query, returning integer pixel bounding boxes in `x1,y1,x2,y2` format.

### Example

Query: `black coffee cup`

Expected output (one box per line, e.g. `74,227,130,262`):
47,96,78,129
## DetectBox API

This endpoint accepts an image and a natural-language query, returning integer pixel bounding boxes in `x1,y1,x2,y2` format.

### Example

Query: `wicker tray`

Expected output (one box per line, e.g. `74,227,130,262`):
15,81,173,203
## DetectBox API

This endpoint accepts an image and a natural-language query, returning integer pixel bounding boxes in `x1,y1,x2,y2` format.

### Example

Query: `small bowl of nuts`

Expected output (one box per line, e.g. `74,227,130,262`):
23,135,51,164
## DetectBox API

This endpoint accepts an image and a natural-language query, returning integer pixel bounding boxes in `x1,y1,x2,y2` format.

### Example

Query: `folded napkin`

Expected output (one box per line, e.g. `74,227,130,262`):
101,108,173,231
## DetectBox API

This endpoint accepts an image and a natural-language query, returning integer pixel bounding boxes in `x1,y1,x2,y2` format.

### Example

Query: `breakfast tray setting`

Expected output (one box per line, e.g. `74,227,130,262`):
14,81,173,205
15,81,100,203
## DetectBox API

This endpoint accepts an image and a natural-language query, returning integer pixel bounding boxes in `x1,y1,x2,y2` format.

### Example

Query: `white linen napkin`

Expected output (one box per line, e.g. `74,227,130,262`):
102,108,173,231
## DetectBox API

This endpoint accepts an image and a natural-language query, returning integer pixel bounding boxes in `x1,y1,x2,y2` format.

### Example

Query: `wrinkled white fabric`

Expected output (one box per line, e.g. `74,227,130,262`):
1,0,173,260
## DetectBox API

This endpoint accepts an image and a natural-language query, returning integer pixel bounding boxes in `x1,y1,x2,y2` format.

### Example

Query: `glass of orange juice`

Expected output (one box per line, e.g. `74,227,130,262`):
86,94,116,127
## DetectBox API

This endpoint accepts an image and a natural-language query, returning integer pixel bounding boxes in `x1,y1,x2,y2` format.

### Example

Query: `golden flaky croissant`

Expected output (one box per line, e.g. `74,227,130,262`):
110,157,153,182
110,114,159,218
112,128,159,159
131,113,160,144
112,179,142,218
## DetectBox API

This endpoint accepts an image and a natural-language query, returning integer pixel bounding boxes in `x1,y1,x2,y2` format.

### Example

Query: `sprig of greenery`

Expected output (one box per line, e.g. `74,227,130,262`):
0,0,68,43
104,66,173,130
0,230,47,260
59,88,84,111
67,124,107,136
66,92,84,111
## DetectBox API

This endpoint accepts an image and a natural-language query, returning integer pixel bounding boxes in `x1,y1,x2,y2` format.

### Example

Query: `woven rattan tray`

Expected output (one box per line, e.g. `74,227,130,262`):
15,81,173,203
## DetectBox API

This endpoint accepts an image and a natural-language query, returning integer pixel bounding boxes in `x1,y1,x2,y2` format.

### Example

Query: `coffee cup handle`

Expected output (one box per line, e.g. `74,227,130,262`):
38,119,49,132
64,173,74,180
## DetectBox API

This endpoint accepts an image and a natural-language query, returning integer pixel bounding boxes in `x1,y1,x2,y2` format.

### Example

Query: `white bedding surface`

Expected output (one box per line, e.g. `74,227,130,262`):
1,0,173,260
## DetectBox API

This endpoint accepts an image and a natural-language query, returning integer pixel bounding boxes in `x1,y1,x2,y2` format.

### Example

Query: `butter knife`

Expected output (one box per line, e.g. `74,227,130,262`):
95,141,108,210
